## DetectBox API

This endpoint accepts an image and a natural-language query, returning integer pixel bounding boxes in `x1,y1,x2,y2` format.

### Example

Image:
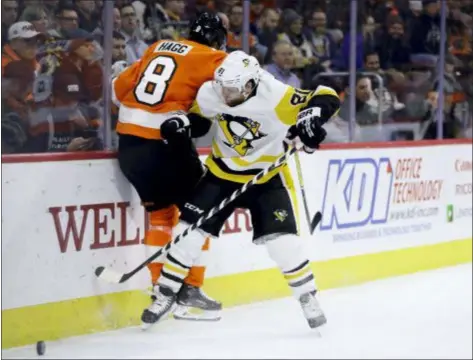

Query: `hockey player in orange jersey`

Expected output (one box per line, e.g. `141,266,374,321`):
112,12,227,322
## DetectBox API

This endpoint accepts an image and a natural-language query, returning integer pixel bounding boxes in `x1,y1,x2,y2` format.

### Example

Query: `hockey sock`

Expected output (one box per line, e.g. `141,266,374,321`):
158,222,207,293
264,234,317,297
144,205,178,284
184,237,210,288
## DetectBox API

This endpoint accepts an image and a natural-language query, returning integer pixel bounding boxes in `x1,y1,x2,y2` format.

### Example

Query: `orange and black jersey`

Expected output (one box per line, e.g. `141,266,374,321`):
112,39,227,140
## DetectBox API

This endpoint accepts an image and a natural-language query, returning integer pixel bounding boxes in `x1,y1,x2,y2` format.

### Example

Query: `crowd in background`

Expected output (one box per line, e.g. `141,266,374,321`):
1,0,472,154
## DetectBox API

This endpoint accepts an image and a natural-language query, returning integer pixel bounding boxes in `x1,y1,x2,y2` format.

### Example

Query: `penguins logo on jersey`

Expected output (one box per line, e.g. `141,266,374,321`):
217,114,266,156
274,209,288,222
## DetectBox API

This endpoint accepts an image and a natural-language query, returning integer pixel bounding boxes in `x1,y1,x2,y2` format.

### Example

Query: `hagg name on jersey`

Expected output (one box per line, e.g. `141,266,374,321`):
155,41,193,56
217,114,267,156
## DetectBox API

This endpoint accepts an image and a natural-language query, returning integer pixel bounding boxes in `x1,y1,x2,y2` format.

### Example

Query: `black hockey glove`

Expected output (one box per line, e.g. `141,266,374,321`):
161,116,191,141
285,119,327,153
297,117,327,151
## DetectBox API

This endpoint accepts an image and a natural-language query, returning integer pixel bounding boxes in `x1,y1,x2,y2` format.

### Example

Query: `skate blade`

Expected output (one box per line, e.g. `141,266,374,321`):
173,305,221,322
140,304,177,331
308,315,327,337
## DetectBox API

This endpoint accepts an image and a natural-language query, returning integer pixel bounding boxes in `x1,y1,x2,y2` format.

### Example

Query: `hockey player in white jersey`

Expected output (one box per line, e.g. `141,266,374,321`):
140,51,340,329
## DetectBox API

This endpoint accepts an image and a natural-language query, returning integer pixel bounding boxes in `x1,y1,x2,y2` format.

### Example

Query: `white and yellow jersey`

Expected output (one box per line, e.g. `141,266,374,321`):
190,69,338,184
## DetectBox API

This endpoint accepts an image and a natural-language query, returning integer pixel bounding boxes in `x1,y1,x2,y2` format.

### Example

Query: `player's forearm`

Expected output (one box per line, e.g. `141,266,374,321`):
188,113,213,138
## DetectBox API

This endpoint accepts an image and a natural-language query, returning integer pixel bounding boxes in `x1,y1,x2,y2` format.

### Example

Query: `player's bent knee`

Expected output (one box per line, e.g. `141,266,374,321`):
171,221,210,263
264,234,305,271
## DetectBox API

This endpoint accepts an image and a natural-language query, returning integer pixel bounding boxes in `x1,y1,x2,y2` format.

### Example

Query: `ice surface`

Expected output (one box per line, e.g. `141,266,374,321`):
3,263,472,359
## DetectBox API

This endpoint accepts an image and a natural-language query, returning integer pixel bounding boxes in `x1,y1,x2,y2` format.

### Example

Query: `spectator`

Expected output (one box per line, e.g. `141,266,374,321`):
74,0,98,33
363,50,407,117
432,54,465,98
338,74,380,125
375,15,411,71
138,0,186,43
362,15,377,51
403,0,424,34
29,28,103,152
1,60,35,154
336,12,365,70
410,0,442,57
152,0,186,23
92,6,123,43
213,0,239,15
113,6,122,32
42,0,59,26
250,0,265,25
420,90,461,139
227,4,260,53
264,40,301,88
363,50,382,73
278,9,313,69
216,12,230,31
2,0,19,46
19,6,50,34
255,8,280,63
2,21,41,75
112,31,127,64
48,5,79,40
304,9,336,70
120,4,148,64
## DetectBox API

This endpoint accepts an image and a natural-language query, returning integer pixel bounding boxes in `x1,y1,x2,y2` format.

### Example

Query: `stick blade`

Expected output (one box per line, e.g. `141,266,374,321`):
95,266,124,284
310,212,323,234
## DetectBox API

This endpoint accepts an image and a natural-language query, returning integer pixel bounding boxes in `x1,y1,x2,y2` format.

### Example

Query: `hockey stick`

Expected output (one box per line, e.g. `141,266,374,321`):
294,150,322,234
95,146,298,284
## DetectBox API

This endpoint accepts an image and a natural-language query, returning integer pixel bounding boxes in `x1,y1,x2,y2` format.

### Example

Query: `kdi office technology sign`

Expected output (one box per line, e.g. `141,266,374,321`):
319,155,443,241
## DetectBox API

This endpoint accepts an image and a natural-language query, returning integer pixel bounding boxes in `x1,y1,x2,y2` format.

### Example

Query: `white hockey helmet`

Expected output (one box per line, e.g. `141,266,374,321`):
214,50,262,105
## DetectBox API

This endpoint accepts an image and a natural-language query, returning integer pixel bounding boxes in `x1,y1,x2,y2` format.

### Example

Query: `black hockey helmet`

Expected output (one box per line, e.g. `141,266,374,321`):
188,12,227,50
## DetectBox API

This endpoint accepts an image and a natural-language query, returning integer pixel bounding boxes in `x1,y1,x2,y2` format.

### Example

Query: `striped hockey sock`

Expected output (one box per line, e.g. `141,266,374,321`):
159,252,191,293
283,260,316,297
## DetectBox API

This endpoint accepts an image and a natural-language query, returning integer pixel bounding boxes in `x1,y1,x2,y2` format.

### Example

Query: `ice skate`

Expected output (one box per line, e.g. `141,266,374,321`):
299,290,327,329
141,285,177,330
173,283,222,321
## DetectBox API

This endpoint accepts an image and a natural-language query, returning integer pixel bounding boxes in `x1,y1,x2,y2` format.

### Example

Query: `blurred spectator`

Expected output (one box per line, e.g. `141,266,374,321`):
433,53,465,95
149,0,186,23
250,0,265,24
19,6,50,34
264,40,301,87
2,0,19,46
375,15,411,70
2,21,41,74
41,0,59,26
92,6,123,42
363,15,377,51
74,0,98,33
304,9,336,70
136,0,186,43
410,0,442,57
49,5,79,40
112,31,127,64
337,12,366,70
29,29,103,152
420,90,462,139
1,60,35,153
278,9,313,68
113,6,122,32
227,4,260,54
338,74,380,125
120,3,148,64
217,12,230,30
213,0,239,15
255,8,280,63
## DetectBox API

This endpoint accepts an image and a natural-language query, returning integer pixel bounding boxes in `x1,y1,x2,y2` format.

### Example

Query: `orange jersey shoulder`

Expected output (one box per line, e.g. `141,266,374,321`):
114,39,227,114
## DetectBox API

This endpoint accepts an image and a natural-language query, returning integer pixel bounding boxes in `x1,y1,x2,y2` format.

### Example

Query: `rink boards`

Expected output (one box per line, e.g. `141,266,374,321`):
1,140,472,349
